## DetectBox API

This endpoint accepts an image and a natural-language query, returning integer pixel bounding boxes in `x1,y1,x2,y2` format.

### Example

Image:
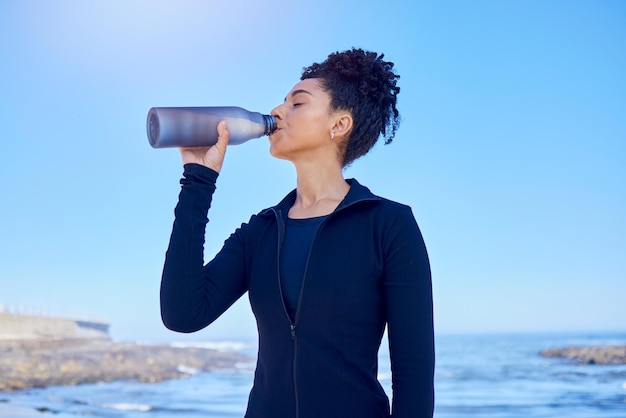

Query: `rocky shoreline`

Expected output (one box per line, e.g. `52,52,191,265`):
3,335,624,393
540,345,626,365
0,338,253,392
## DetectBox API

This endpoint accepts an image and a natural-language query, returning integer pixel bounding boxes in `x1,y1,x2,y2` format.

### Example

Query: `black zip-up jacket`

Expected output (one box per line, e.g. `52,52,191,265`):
160,164,435,418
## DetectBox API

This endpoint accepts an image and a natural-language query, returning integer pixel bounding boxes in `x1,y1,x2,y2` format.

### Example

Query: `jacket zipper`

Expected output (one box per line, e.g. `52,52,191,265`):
272,209,301,418
292,197,374,327
289,215,330,418
291,194,377,320
271,197,375,418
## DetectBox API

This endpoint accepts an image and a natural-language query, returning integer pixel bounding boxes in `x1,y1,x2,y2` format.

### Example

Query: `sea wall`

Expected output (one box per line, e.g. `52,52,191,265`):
0,313,109,341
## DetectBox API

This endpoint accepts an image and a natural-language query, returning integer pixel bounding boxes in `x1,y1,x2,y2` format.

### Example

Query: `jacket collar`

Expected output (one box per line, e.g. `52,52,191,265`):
262,178,380,218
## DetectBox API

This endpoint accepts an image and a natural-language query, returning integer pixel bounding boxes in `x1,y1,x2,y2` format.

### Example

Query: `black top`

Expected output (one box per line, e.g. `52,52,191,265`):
280,216,327,322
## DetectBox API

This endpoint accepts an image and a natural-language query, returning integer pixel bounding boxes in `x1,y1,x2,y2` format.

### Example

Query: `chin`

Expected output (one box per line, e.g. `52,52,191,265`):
269,139,285,158
269,144,283,160
269,145,293,163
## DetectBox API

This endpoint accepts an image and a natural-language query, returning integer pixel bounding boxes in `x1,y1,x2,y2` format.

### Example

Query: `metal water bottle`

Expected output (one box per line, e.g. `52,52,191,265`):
147,106,277,148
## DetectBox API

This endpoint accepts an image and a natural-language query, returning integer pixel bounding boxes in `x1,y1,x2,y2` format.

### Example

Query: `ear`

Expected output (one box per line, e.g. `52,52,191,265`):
331,112,353,140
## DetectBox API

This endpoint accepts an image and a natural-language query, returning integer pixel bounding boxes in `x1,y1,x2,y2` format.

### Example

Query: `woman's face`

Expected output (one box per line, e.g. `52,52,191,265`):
268,78,338,163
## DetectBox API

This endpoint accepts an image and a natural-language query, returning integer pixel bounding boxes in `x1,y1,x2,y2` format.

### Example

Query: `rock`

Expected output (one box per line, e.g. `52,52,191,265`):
540,345,626,365
0,338,253,392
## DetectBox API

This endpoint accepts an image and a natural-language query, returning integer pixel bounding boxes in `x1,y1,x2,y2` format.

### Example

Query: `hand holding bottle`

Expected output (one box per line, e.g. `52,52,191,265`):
179,121,231,173
147,106,276,148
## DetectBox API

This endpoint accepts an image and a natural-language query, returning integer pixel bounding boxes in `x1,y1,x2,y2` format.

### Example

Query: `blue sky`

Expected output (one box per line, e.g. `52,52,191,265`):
1,1,624,342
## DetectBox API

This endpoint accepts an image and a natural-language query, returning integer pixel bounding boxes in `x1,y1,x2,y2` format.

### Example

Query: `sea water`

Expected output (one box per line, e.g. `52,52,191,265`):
1,332,625,417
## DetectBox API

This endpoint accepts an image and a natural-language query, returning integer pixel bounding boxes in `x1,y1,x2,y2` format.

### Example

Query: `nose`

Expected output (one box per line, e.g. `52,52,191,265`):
270,103,284,120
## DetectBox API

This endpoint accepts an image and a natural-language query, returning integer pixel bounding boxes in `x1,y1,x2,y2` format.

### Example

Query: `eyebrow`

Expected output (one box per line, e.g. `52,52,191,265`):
284,89,313,102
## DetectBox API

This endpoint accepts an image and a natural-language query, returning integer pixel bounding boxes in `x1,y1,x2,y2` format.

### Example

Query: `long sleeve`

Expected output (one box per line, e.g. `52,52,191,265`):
160,163,248,333
384,207,435,418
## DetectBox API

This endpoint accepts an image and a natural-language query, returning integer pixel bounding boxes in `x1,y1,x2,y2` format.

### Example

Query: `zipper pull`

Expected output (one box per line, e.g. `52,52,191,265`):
290,324,297,339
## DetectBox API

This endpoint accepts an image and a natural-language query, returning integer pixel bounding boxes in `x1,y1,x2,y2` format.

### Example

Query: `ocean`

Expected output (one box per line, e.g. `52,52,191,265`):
1,331,625,417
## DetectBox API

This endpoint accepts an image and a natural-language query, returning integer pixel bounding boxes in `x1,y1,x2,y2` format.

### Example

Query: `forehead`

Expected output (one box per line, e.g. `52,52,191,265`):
286,78,324,97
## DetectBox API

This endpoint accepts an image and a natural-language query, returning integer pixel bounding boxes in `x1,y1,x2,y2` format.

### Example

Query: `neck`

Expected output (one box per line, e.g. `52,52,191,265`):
289,159,349,219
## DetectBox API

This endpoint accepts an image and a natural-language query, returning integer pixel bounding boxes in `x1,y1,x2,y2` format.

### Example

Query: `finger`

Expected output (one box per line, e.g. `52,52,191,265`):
216,120,231,147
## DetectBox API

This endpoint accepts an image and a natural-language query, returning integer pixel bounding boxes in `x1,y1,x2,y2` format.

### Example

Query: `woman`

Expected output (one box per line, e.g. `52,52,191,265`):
160,48,434,418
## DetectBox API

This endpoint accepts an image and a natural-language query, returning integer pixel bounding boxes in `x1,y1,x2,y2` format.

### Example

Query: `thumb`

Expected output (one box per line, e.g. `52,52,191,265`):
216,120,231,149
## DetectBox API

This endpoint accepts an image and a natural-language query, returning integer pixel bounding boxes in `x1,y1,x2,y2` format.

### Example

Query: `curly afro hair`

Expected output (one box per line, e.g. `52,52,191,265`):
301,47,400,167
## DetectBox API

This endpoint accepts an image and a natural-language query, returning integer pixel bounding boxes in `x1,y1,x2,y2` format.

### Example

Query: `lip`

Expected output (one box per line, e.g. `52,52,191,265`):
269,127,282,138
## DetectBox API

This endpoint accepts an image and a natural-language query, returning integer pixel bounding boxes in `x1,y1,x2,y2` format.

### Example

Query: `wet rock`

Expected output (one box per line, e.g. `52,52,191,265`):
0,339,252,392
540,345,626,365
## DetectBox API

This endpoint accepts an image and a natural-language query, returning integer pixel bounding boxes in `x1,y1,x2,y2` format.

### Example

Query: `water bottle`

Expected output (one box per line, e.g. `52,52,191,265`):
147,107,277,148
